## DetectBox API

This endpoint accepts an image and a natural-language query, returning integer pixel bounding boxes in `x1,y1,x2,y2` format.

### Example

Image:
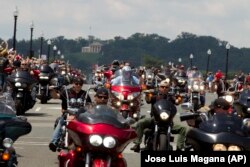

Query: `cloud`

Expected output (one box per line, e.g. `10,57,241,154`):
1,0,250,48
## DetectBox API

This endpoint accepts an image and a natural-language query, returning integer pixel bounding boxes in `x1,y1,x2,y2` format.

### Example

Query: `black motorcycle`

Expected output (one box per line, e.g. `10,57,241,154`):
36,64,57,104
144,99,177,151
180,107,250,151
0,93,32,166
7,70,37,115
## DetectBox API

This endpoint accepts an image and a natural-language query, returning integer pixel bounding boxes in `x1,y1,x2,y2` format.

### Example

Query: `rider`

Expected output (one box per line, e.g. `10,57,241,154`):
110,65,139,85
48,77,91,152
130,80,187,152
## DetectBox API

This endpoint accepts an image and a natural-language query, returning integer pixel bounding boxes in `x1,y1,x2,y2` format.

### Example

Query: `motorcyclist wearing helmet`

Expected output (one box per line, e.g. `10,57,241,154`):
49,76,92,152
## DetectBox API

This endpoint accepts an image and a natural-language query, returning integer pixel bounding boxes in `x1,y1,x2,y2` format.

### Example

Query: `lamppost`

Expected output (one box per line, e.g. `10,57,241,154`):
53,45,57,61
40,32,44,59
57,50,61,60
13,7,18,50
29,21,34,58
47,40,51,63
225,43,230,81
206,49,211,79
189,54,194,67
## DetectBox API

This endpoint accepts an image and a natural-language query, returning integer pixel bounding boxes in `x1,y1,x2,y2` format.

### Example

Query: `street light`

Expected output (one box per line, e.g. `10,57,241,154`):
29,21,34,58
40,32,44,59
189,54,194,67
225,43,231,81
53,45,57,61
47,40,51,63
57,50,61,60
13,7,18,50
206,49,212,79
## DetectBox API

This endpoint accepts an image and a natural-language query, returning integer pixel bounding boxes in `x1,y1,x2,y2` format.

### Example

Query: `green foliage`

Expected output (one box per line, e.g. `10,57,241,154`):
7,32,250,74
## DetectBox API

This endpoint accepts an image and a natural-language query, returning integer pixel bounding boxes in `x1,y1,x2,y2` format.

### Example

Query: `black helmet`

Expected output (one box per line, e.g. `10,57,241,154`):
112,60,120,66
72,77,84,85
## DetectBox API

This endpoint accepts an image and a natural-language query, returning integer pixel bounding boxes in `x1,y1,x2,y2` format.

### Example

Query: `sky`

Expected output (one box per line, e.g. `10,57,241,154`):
1,0,250,48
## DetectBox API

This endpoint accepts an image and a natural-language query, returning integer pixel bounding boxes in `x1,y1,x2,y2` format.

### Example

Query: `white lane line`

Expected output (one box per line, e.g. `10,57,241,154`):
35,107,41,112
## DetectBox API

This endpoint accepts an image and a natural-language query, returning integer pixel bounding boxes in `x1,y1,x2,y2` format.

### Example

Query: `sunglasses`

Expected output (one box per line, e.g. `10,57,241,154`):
21,64,27,65
74,82,83,86
160,86,169,89
97,95,108,99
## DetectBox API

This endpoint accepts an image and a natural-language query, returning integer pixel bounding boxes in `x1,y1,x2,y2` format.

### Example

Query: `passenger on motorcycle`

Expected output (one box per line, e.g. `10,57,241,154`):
49,77,92,152
130,80,187,152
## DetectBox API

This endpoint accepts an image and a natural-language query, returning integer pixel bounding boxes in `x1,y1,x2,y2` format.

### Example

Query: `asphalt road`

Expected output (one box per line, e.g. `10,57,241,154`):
14,85,217,167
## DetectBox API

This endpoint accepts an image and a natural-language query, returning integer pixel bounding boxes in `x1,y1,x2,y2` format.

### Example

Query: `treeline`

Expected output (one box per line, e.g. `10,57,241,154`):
2,32,250,74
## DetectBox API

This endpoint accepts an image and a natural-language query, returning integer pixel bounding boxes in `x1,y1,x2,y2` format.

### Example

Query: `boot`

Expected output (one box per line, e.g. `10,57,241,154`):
130,144,140,152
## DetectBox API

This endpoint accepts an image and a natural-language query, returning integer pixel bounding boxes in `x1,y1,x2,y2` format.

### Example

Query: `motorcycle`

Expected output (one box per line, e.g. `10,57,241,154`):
180,107,250,151
144,99,177,151
0,92,32,166
36,64,58,104
108,69,142,120
58,105,137,167
7,70,37,115
187,78,205,111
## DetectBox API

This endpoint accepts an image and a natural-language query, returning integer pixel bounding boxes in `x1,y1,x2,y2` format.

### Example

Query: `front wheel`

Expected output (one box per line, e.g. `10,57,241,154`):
15,99,24,115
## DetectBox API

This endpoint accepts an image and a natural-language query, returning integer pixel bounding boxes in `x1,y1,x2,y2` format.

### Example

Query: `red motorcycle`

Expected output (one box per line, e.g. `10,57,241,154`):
108,69,142,120
58,105,137,167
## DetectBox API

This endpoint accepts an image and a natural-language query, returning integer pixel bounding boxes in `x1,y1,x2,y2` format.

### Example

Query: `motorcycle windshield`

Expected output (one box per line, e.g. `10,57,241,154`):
238,89,250,108
8,71,36,84
112,70,139,86
0,94,16,117
199,113,243,135
40,64,54,73
77,105,127,129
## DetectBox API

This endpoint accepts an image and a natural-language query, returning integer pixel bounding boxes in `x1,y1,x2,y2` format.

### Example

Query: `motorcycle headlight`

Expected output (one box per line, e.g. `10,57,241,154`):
118,94,124,100
160,112,169,120
213,144,227,151
200,85,204,90
193,84,199,91
95,73,98,77
188,85,192,90
3,138,13,148
39,76,49,80
116,101,121,106
127,94,134,100
61,71,66,75
103,136,116,148
147,75,152,79
89,135,103,147
15,82,21,87
228,145,241,151
224,95,233,104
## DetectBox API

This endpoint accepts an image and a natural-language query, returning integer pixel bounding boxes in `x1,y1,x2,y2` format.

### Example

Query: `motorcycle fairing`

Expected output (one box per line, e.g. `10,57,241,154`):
187,113,250,150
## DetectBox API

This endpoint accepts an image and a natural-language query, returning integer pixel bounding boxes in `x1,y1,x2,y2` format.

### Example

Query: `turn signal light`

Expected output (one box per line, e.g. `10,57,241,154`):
117,153,123,159
105,83,111,89
76,146,82,152
2,153,10,161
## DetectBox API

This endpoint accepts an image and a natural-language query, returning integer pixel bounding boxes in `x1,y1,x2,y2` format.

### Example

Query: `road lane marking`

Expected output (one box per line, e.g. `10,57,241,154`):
35,107,41,112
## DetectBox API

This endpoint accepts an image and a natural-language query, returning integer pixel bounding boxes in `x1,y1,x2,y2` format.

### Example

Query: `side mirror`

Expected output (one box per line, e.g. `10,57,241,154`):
181,102,193,111
242,118,250,128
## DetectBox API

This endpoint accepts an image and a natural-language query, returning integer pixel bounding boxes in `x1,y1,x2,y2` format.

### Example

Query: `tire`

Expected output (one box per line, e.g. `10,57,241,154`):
192,98,199,111
159,134,168,151
41,95,48,104
15,99,24,115
40,91,48,104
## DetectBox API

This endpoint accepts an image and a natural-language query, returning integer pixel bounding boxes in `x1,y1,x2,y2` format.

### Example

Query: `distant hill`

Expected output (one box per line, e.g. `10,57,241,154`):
3,32,250,74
